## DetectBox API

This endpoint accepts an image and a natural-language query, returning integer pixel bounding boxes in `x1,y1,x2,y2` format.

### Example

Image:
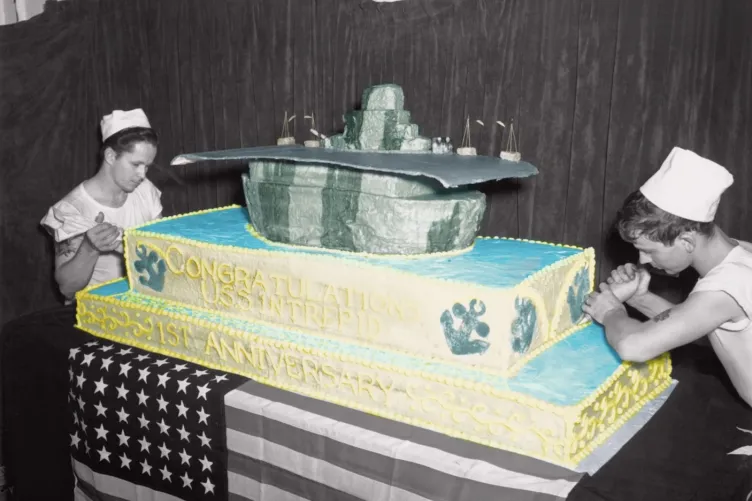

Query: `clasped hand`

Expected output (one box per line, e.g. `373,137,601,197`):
85,212,122,253
582,263,651,324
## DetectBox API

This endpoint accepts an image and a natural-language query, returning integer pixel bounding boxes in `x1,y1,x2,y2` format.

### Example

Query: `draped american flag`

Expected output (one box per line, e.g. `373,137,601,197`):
67,339,245,501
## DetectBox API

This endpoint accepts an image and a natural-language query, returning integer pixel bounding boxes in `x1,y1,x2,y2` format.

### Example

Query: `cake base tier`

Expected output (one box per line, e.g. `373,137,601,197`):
75,280,673,468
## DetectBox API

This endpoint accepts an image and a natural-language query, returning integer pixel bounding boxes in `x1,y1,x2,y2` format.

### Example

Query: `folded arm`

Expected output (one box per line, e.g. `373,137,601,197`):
601,290,744,363
626,292,675,318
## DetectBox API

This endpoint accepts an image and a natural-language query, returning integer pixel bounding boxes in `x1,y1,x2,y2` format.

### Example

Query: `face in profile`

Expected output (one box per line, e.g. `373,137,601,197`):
632,234,693,276
107,142,157,193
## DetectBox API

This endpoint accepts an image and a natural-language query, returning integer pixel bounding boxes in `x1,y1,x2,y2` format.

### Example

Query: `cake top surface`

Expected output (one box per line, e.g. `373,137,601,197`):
170,145,538,188
134,206,583,288
90,279,621,407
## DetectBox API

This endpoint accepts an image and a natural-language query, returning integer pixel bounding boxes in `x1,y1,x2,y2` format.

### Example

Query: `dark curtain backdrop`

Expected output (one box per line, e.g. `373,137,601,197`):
1,0,750,327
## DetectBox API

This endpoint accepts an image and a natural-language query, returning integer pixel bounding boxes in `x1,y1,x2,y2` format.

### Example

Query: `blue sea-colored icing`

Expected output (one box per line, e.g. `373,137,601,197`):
139,207,581,288
91,281,622,407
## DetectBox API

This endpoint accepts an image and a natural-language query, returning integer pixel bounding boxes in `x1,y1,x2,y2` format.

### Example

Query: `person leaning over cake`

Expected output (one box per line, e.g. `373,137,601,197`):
40,108,162,303
582,147,752,408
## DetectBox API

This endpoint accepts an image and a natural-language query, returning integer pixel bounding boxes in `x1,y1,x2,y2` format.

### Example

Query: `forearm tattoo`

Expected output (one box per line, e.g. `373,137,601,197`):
652,309,671,322
55,237,80,258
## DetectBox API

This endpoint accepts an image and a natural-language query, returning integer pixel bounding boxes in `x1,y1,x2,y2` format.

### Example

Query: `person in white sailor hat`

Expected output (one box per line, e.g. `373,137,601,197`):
40,108,163,302
583,146,752,408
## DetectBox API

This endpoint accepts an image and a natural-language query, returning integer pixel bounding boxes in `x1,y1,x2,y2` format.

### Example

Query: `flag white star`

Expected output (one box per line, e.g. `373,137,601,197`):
70,432,81,449
68,347,80,360
176,401,188,418
119,362,132,377
81,353,95,366
196,407,209,425
140,459,152,475
193,369,209,377
136,354,150,362
157,373,170,388
199,455,212,472
213,374,228,383
158,442,171,459
177,425,191,442
94,402,107,417
73,413,80,425
80,419,88,435
85,341,98,347
178,448,192,466
99,344,114,352
177,379,190,394
97,446,111,463
181,472,193,489
158,418,171,435
69,390,75,402
94,378,108,395
69,368,74,381
84,442,91,455
118,347,133,356
76,373,86,389
119,453,132,470
136,389,149,406
198,431,211,448
138,413,150,429
77,396,85,411
152,358,169,367
172,363,189,372
117,430,130,446
94,424,109,440
138,436,151,453
160,465,172,482
157,395,169,413
196,383,210,400
101,356,114,371
116,383,129,400
138,367,150,383
201,477,215,494
116,407,129,423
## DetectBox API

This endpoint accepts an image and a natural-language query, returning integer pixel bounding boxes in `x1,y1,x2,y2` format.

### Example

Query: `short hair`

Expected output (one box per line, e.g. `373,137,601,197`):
616,190,715,245
99,126,158,163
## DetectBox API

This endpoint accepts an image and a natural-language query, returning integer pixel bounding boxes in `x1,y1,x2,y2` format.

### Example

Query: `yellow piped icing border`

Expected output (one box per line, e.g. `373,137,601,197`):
75,289,672,468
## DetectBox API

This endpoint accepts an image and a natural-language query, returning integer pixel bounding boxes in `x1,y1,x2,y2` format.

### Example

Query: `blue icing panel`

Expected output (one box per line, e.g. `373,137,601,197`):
139,207,582,288
89,279,130,296
92,282,621,407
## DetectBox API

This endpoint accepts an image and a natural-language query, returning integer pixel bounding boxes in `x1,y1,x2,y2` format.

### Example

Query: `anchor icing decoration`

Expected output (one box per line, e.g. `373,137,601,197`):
133,244,167,292
440,299,491,355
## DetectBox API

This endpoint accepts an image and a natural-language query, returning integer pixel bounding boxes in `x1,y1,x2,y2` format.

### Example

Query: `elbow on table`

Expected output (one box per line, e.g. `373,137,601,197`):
611,337,655,364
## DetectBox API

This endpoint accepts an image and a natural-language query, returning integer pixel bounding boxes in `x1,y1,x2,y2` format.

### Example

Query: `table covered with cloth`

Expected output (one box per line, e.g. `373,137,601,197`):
3,305,752,501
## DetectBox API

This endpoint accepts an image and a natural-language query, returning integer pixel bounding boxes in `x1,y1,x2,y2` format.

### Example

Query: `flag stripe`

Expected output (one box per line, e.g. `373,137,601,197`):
226,428,434,501
225,402,573,501
73,459,184,501
227,380,577,481
228,472,310,501
228,451,363,501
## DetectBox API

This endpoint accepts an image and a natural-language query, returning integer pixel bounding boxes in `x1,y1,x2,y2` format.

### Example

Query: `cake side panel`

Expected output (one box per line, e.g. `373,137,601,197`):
125,231,524,374
75,293,578,467
568,354,673,463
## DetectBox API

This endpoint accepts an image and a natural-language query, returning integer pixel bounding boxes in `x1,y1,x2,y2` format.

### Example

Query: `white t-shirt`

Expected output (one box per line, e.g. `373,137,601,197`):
40,179,162,292
691,245,752,407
